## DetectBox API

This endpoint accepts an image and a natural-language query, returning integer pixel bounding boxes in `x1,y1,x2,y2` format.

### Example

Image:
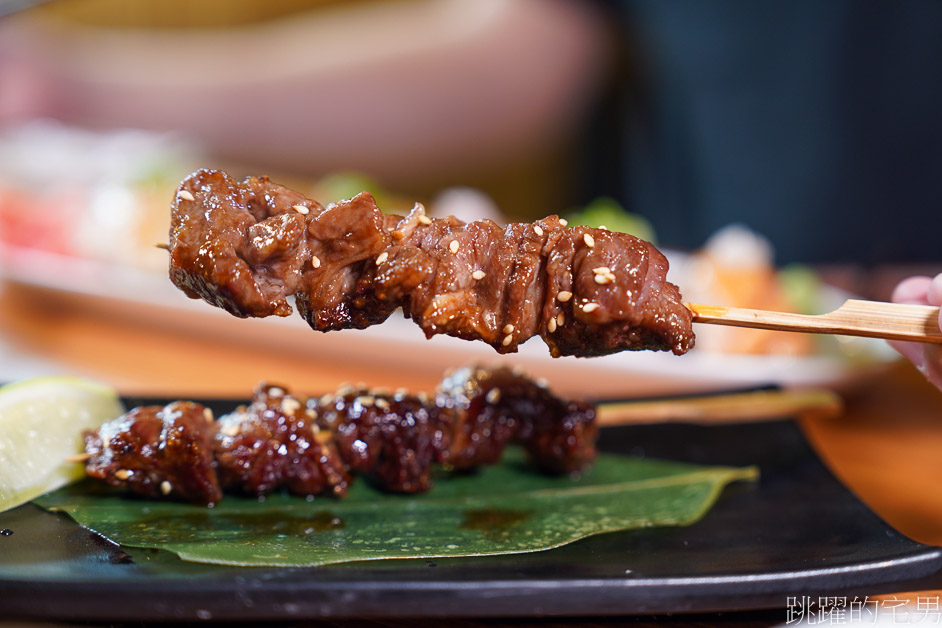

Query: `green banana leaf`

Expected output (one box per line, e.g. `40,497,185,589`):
36,449,756,568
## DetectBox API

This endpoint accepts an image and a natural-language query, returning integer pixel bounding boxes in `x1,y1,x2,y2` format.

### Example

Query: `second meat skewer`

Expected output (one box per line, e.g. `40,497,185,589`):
82,366,597,506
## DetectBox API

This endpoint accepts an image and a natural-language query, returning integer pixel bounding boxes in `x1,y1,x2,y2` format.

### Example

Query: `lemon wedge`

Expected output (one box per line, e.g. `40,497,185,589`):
0,376,125,514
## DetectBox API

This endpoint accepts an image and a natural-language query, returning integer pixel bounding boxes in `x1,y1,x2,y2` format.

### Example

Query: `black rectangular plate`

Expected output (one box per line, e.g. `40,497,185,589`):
1,395,940,622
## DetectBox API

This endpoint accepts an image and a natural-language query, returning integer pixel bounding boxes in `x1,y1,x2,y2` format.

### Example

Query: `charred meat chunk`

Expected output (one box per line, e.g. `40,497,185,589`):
83,401,222,505
315,387,451,494
439,366,597,475
213,383,349,498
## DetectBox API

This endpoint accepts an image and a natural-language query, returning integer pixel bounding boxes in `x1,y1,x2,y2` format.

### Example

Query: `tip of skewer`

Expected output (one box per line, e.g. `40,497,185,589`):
65,452,92,463
155,242,170,251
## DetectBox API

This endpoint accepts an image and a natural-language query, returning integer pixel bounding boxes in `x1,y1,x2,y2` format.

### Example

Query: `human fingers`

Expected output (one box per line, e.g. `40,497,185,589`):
891,275,933,305
888,275,935,370
924,343,942,391
888,338,925,369
927,273,942,306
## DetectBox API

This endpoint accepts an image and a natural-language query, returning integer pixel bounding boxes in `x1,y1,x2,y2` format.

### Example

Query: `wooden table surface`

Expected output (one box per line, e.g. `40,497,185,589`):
3,279,942,626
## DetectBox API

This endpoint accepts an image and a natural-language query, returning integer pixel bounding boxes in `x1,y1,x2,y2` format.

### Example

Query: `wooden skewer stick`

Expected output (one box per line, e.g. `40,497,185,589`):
597,388,843,427
686,299,942,344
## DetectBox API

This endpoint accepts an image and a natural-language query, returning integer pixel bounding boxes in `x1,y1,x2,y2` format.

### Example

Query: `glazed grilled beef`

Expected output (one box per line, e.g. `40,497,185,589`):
436,366,596,475
213,384,351,499
82,367,597,505
169,169,694,357
83,401,222,505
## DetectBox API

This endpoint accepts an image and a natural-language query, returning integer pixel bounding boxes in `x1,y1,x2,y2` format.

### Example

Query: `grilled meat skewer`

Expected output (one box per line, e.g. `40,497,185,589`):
169,169,694,358
83,366,597,506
